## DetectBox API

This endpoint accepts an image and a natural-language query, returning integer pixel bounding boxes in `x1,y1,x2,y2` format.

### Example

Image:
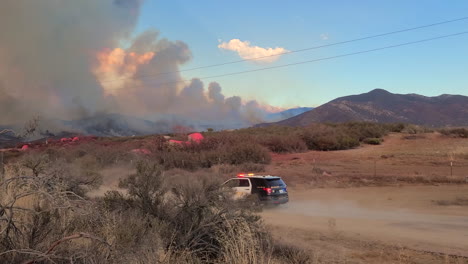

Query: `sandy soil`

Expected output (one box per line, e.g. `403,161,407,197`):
262,134,468,263
262,185,468,262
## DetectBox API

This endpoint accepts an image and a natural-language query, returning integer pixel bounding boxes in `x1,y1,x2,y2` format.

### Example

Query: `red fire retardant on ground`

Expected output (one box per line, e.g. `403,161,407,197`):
72,137,80,142
188,133,204,143
131,148,152,155
169,139,185,145
21,145,29,151
60,138,71,143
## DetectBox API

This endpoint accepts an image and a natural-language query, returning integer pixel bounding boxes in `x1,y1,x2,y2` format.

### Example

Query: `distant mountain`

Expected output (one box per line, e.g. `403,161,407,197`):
264,107,314,122
258,89,468,127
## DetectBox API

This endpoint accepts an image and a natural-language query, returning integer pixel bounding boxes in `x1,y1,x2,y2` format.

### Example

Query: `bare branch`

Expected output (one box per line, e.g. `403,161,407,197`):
0,129,16,136
21,232,110,264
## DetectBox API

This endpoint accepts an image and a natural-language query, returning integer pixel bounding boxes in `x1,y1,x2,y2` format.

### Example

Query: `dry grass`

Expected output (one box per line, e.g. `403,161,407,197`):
266,132,468,188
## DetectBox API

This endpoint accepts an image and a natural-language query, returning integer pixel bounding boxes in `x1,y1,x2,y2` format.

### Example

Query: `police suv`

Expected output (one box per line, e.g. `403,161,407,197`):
223,173,289,205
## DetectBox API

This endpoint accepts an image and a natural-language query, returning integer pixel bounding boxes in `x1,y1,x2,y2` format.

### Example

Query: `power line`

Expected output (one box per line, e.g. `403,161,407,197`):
104,31,468,90
101,16,468,83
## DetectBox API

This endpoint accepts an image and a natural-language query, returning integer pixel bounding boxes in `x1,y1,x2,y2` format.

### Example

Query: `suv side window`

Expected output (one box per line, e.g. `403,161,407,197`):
265,178,286,187
225,179,239,188
238,179,250,187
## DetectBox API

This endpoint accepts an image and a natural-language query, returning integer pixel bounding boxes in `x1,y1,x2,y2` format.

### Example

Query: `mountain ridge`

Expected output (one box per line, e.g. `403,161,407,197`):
257,89,468,127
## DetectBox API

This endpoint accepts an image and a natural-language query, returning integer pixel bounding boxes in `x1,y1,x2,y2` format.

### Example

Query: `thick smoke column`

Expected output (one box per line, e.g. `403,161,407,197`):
0,0,272,133
93,30,271,130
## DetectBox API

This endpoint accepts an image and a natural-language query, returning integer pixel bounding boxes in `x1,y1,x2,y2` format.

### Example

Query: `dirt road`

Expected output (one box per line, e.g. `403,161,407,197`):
262,185,468,258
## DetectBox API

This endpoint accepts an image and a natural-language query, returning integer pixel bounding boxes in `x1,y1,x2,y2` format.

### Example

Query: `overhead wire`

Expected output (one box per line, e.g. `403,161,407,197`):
103,30,468,90
101,16,468,83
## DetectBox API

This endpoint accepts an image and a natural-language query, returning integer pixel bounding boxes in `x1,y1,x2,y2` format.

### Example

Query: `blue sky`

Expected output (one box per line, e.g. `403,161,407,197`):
135,0,468,108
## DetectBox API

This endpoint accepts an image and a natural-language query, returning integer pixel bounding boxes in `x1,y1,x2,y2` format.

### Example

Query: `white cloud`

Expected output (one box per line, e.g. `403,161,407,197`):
218,39,288,63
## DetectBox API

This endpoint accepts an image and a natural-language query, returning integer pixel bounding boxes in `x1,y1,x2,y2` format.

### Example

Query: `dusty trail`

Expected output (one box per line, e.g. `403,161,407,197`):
262,185,468,257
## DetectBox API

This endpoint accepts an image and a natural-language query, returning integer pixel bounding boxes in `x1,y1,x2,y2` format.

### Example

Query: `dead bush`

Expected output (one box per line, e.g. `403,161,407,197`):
105,162,270,263
0,156,108,263
440,128,468,138
272,241,311,264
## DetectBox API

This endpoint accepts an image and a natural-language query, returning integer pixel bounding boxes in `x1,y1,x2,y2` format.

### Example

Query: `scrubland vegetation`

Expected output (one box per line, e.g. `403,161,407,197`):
92,122,408,171
1,122,467,263
0,154,298,263
439,127,468,138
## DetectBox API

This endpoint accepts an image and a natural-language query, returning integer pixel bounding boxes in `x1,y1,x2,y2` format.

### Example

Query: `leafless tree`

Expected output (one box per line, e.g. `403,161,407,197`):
0,154,109,263
0,116,40,140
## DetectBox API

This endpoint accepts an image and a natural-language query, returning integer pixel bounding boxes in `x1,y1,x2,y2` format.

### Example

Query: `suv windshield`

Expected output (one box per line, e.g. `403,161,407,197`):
265,178,286,188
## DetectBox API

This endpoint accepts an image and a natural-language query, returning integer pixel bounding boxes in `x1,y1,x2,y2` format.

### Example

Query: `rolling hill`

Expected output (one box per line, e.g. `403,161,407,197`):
258,89,468,127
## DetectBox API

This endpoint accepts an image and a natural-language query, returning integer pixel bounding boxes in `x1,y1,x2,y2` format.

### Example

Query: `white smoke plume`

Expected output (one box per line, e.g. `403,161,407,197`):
0,0,274,134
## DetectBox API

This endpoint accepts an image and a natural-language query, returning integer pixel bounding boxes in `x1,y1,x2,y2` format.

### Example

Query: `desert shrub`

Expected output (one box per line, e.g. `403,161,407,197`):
440,128,468,138
385,122,407,132
158,150,204,171
17,152,102,196
104,161,270,263
261,135,307,153
401,124,432,134
215,164,239,175
1,157,275,263
118,161,167,217
144,135,168,152
272,241,311,264
236,162,266,173
300,124,360,151
342,122,387,141
0,155,108,263
363,137,383,145
225,143,271,165
47,142,135,168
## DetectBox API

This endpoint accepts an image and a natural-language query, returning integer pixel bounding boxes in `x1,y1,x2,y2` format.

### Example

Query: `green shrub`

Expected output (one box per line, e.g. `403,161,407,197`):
225,143,271,165
343,122,387,140
363,137,383,145
300,124,360,151
261,135,307,153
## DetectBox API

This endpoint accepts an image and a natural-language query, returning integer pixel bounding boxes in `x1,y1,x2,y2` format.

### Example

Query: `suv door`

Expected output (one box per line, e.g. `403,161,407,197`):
236,178,251,196
223,178,251,199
